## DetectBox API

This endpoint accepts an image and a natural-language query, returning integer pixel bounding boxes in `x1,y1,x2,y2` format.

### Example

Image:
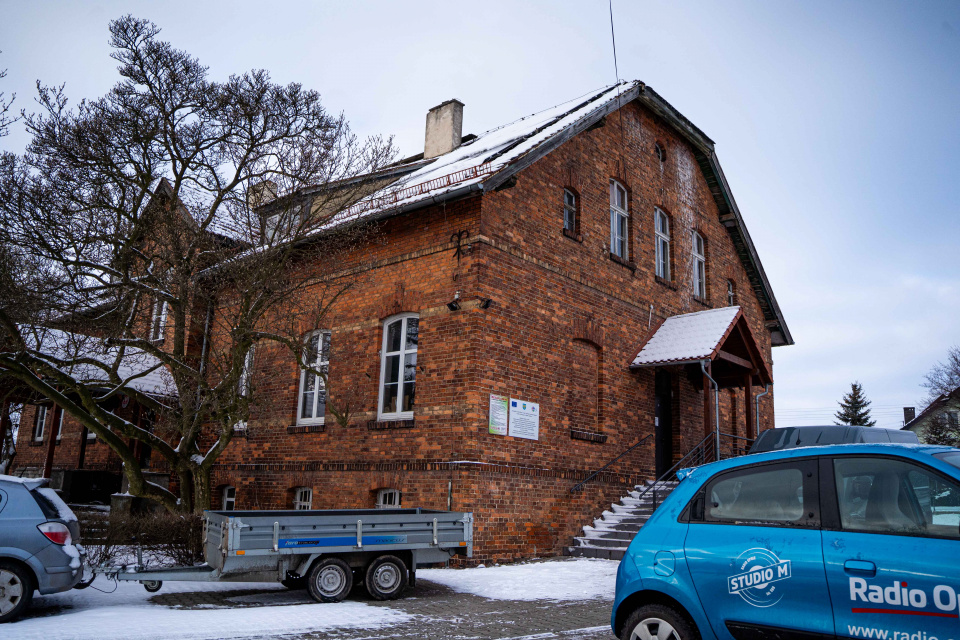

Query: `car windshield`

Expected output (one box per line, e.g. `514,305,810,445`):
934,451,960,471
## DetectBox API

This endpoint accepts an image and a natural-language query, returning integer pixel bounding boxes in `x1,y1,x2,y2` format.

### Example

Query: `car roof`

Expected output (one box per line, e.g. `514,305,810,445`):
690,442,957,477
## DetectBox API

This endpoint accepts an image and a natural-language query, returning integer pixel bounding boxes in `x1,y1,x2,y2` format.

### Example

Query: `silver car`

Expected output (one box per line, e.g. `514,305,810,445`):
0,475,85,622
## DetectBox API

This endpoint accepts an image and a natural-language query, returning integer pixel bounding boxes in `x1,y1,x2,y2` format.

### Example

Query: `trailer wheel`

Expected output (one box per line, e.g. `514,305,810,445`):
307,558,353,603
142,580,162,593
364,555,408,601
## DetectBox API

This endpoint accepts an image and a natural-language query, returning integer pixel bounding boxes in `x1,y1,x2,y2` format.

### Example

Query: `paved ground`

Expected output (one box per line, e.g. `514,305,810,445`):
150,577,616,640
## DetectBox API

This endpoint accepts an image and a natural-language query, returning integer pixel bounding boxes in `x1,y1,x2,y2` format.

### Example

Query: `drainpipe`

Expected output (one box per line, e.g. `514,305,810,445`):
700,360,721,460
755,384,771,437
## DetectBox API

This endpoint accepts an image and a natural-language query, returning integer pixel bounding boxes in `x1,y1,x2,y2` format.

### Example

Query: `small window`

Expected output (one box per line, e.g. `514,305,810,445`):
33,405,48,442
609,180,629,260
238,346,255,398
222,486,236,511
727,280,736,306
704,463,812,526
655,143,666,163
833,457,960,539
947,411,960,429
55,409,65,442
376,488,401,509
692,231,706,298
293,487,313,510
298,331,330,425
151,299,168,342
563,189,577,234
379,315,419,420
654,209,670,280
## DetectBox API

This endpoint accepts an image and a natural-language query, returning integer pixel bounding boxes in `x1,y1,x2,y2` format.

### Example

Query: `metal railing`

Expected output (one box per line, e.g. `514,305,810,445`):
633,433,717,509
570,434,652,493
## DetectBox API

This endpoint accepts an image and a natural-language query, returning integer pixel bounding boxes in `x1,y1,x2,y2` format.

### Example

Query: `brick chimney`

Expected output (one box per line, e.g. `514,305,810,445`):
903,407,916,425
424,99,464,159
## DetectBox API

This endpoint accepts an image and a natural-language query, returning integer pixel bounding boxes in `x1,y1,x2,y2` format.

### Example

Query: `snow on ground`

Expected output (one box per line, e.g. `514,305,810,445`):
7,579,412,640
419,558,619,602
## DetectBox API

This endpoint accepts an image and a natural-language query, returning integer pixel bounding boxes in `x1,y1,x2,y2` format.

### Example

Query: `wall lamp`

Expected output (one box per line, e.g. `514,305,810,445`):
446,291,462,312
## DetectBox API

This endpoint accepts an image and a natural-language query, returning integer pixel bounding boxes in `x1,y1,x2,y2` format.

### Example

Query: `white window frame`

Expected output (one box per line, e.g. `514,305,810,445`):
378,314,419,421
654,208,670,279
222,486,236,511
609,180,629,260
55,409,65,442
293,487,313,510
692,231,706,298
151,299,168,342
563,189,577,233
376,488,401,510
239,346,255,398
33,405,48,442
727,280,736,306
297,331,330,426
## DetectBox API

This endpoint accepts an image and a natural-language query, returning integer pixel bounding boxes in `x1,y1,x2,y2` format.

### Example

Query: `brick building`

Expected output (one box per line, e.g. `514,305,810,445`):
10,81,792,561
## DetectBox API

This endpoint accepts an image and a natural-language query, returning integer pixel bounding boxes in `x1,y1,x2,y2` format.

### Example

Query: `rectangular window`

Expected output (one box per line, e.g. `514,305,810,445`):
239,346,255,397
707,466,806,524
151,299,168,342
294,487,313,510
610,181,629,260
298,331,330,425
947,411,959,429
33,405,48,442
376,488,401,509
563,189,577,233
692,232,706,298
55,410,65,442
379,315,418,420
655,209,670,279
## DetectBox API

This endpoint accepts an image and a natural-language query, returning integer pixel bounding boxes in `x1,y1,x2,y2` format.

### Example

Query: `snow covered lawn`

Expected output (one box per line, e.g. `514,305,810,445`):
7,580,412,640
419,557,619,602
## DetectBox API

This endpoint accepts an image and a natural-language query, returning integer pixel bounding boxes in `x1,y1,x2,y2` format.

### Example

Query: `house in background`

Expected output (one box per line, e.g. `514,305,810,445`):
11,80,793,561
903,387,960,442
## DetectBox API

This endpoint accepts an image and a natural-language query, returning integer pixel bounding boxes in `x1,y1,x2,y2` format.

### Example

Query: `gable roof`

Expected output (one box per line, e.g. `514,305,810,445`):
287,81,793,346
631,306,741,367
903,386,960,431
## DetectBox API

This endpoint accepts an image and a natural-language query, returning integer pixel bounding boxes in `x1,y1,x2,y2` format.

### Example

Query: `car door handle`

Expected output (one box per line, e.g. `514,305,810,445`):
844,560,877,576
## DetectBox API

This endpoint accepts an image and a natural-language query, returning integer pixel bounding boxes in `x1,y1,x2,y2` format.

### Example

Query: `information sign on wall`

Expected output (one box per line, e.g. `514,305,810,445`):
488,394,509,435
508,398,539,440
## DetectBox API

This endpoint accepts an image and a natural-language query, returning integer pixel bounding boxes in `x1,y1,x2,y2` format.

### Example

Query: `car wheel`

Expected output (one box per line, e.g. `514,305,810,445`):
307,558,353,603
0,561,34,623
621,604,699,640
364,555,408,601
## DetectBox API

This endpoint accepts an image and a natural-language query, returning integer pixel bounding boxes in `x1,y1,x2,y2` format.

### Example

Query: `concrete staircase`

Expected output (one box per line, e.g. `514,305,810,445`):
567,480,678,561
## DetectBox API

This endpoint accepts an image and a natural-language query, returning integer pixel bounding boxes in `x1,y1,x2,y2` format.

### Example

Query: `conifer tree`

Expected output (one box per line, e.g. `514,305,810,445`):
835,382,877,426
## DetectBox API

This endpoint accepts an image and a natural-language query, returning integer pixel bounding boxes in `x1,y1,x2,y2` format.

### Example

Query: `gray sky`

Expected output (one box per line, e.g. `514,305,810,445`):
2,0,958,428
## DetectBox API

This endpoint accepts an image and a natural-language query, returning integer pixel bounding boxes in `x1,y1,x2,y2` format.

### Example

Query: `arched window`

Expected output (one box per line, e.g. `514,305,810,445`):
221,486,236,511
727,280,736,306
654,208,671,280
562,188,577,234
609,180,629,260
376,488,401,509
378,314,419,420
298,330,330,425
692,231,706,298
293,486,313,510
655,143,666,163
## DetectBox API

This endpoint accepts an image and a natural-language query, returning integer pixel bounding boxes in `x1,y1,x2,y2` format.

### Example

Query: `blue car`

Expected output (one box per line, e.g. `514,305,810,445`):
612,443,960,640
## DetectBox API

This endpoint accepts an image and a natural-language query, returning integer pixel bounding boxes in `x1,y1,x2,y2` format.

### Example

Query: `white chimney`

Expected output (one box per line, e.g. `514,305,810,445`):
424,99,464,159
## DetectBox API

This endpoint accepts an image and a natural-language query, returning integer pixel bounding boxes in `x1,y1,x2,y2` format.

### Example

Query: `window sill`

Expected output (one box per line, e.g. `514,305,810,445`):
287,424,325,434
562,228,583,243
608,253,636,271
368,419,415,431
693,295,711,307
570,429,607,444
654,275,677,291
29,440,45,447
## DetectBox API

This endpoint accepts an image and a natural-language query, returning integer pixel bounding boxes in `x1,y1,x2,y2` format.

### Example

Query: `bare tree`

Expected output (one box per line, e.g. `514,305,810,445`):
923,346,960,403
0,50,18,139
0,16,395,511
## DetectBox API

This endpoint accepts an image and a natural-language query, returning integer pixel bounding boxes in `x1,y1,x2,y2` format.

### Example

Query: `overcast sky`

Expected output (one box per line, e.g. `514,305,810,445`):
2,0,958,428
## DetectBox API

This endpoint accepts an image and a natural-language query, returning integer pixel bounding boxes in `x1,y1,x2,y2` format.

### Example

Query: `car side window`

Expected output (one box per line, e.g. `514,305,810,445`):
833,456,960,539
702,460,818,527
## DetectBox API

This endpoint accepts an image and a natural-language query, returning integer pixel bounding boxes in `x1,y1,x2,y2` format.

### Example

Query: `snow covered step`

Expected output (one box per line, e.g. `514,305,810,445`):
574,535,629,549
567,545,625,561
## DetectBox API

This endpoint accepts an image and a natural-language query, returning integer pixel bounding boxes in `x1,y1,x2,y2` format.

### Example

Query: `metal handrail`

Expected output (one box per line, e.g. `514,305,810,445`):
570,434,653,493
633,432,717,507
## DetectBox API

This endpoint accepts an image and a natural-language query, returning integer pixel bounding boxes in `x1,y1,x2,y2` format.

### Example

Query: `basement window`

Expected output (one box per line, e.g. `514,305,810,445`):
376,489,401,509
293,487,313,510
221,486,236,511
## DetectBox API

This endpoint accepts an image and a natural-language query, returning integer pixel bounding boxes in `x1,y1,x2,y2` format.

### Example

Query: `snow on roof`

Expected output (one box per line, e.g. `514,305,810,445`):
23,327,176,397
324,82,635,227
631,306,741,367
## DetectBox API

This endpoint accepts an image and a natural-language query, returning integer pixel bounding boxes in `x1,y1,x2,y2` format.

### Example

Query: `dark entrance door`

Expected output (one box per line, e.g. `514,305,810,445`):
654,370,673,477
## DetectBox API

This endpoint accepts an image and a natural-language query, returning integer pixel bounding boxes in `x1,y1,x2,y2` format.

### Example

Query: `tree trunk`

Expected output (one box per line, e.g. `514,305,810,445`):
193,466,212,514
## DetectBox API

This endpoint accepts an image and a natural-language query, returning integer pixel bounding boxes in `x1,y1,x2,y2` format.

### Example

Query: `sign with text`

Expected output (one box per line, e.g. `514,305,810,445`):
488,394,509,435
508,398,539,440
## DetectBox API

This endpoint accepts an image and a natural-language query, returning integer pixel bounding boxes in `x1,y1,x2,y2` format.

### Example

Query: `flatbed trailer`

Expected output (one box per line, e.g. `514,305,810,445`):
95,507,473,602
